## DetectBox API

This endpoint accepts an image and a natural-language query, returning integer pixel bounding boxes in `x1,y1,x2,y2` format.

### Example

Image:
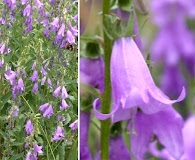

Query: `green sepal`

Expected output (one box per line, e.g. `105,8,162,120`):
103,8,134,40
118,0,132,12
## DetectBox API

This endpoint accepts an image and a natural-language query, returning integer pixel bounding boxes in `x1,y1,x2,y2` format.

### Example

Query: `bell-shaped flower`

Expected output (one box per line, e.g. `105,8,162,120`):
66,30,75,44
61,86,69,99
111,37,185,113
94,37,185,121
52,126,65,141
129,107,184,160
32,82,38,93
53,86,61,97
30,70,38,82
50,17,60,29
23,4,31,17
25,120,34,135
60,99,69,110
149,115,195,160
95,135,131,160
39,103,54,118
33,144,43,155
4,68,16,85
18,78,25,92
57,23,65,37
69,120,78,131
80,112,92,160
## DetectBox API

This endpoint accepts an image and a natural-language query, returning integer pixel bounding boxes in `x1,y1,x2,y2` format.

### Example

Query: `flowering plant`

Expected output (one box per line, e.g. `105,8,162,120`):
0,0,78,159
80,0,195,159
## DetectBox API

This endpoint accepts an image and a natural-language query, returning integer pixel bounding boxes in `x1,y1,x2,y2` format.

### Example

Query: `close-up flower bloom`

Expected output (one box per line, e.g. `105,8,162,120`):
52,126,65,141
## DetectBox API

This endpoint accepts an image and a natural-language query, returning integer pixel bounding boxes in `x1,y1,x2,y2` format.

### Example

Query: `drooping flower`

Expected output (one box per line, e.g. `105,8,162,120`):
25,120,34,135
94,37,185,121
17,78,25,92
60,99,69,110
52,126,65,141
30,70,38,82
80,112,92,160
61,86,69,99
95,135,131,160
129,107,184,160
39,103,54,118
66,30,75,44
69,120,78,131
32,82,38,93
4,68,16,85
23,4,31,17
41,76,46,85
53,86,61,97
50,17,60,29
150,115,195,160
33,144,43,155
57,23,65,37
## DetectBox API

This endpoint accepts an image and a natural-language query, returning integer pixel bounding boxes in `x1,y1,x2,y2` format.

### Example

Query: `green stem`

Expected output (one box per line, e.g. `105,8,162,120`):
101,0,112,159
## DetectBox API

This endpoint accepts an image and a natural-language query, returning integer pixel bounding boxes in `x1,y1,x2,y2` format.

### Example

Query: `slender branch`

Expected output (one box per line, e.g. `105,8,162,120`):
101,0,112,159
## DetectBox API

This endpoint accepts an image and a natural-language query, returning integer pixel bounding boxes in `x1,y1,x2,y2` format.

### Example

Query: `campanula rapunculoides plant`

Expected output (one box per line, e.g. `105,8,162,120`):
0,0,78,159
80,0,195,159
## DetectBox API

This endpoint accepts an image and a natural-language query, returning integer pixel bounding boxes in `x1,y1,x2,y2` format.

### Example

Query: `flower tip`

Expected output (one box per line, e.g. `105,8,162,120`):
177,86,186,102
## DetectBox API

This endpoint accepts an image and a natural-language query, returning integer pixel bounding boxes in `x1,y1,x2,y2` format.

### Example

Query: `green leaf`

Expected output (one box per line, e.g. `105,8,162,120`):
10,152,24,160
67,138,78,160
0,91,12,110
59,142,65,160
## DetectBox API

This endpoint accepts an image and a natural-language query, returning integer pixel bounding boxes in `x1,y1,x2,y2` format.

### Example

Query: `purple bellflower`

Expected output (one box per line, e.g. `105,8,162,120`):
33,144,43,155
60,99,69,110
32,82,38,93
25,120,34,135
53,86,61,97
57,23,65,37
61,86,69,99
50,17,60,29
30,70,38,82
94,37,185,121
52,126,65,141
23,4,31,17
95,135,131,160
39,103,54,118
69,120,78,131
149,115,195,160
66,30,75,44
4,68,16,85
17,78,25,92
80,112,92,160
129,107,184,160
